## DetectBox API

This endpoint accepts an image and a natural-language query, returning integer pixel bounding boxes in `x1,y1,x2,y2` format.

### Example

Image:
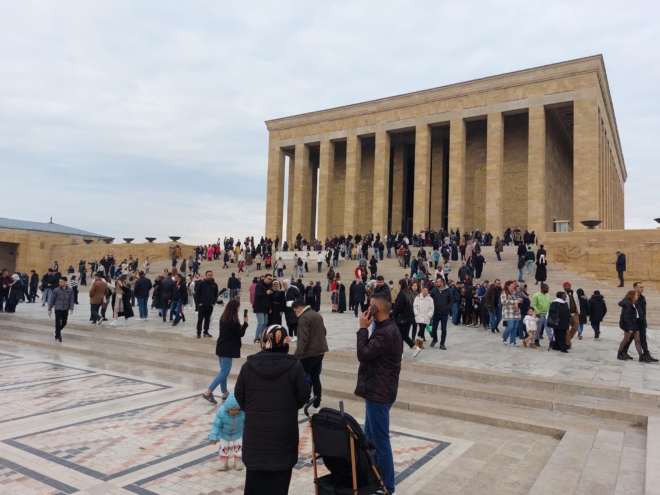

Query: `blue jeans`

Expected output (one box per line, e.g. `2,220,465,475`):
317,262,322,272
333,259,338,268
451,303,460,325
431,314,448,344
496,252,501,261
502,319,520,344
591,321,601,334
374,249,379,259
255,312,268,340
364,399,395,494
41,288,52,306
518,268,524,281
578,323,584,335
137,297,148,319
489,307,502,331
208,356,233,394
277,268,283,278
170,299,183,323
387,247,391,258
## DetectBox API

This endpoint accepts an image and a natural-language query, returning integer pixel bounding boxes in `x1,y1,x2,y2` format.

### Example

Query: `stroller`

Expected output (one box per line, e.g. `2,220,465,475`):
304,398,389,495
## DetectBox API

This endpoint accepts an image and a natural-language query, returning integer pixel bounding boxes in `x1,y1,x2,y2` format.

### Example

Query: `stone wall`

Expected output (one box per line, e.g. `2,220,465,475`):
502,113,529,230
465,120,487,231
357,138,375,234
546,110,574,230
430,128,447,230
539,229,660,285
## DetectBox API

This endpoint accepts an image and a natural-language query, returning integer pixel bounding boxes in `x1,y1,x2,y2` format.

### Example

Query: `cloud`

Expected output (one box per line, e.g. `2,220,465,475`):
0,0,658,239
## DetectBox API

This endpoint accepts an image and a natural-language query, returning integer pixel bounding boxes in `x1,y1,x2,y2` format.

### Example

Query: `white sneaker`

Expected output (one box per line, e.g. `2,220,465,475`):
502,340,508,345
218,457,228,471
109,320,117,326
290,336,297,343
123,319,129,327
412,347,422,358
511,342,519,347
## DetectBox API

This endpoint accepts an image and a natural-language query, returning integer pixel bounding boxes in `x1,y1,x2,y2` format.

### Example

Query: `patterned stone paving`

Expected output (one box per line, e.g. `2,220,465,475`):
0,455,77,495
0,362,92,388
5,396,215,480
0,374,169,424
123,422,449,495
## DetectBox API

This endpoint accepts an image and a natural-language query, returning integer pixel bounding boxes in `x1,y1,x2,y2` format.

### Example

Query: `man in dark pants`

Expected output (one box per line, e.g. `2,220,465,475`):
615,251,626,287
623,282,658,362
160,273,175,322
429,278,452,349
293,300,329,413
353,280,367,317
194,270,218,338
48,277,74,343
29,270,39,303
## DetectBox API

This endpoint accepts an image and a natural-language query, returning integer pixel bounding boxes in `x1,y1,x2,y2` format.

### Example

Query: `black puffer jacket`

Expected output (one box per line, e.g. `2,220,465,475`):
392,291,415,324
234,352,309,471
354,317,402,404
194,279,218,306
618,299,639,332
578,296,589,324
587,294,607,322
429,286,452,315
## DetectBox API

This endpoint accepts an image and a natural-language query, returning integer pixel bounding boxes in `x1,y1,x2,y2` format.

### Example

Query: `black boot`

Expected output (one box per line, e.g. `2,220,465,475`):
617,351,627,361
534,339,540,347
623,352,634,360
640,354,653,363
645,352,659,362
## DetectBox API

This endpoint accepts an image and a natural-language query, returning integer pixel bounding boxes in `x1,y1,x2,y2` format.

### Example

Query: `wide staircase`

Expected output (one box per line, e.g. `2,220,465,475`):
5,243,659,493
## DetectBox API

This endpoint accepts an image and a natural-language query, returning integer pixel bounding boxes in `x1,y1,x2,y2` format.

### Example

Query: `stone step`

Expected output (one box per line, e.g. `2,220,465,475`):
0,327,633,439
3,314,660,407
1,322,657,426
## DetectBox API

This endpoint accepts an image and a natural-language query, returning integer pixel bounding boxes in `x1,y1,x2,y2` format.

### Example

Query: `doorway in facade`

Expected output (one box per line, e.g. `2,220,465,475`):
0,242,18,273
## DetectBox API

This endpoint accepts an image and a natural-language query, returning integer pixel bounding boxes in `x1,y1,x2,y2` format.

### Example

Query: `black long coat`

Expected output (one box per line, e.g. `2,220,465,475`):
111,286,134,318
234,352,309,471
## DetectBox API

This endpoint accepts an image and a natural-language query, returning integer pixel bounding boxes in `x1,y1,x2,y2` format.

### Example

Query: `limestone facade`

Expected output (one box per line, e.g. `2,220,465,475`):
264,55,626,241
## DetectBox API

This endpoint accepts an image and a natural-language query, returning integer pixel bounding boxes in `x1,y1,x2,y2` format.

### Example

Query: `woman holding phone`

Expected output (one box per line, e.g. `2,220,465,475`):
202,299,248,405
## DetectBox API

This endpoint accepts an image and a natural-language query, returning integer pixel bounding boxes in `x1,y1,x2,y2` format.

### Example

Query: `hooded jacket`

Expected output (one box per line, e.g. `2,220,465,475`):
194,278,219,306
548,299,571,330
234,351,309,471
413,293,434,324
619,299,638,332
209,393,245,442
587,294,607,323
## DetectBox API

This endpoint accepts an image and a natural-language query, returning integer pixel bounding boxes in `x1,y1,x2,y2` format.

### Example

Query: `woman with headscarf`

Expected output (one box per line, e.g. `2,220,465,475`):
235,325,309,495
337,274,346,313
535,253,547,285
5,274,22,313
282,280,301,342
268,281,285,325
547,292,571,352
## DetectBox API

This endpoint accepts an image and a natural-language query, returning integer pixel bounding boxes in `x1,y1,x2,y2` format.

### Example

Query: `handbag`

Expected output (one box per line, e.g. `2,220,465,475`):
546,306,558,328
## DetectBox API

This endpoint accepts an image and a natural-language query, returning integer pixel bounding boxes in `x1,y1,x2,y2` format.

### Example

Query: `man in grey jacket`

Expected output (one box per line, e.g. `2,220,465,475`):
48,277,74,343
293,299,329,413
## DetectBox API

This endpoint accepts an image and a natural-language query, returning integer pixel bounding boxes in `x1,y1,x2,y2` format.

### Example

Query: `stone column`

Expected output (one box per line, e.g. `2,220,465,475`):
286,154,295,244
265,144,286,240
448,118,466,231
390,142,404,233
429,133,444,231
527,106,547,233
291,143,310,241
309,160,318,240
413,123,431,233
372,131,391,236
317,139,335,241
485,112,504,235
343,134,361,236
573,98,599,230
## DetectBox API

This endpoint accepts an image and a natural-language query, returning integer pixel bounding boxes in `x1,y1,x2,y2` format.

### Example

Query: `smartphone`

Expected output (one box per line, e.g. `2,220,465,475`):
368,305,378,318
244,309,248,317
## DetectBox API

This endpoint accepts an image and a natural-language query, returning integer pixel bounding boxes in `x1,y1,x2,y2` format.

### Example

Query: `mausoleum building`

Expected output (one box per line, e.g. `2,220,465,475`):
264,55,625,241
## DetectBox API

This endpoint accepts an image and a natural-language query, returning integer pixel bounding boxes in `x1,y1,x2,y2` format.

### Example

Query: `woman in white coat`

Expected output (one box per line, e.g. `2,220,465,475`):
413,286,434,348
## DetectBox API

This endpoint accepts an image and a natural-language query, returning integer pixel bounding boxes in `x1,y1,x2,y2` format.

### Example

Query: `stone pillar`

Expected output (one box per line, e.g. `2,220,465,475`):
310,160,318,240
413,123,431,233
317,139,335,241
286,154,295,244
448,118,466,231
343,134,361,236
429,134,444,230
265,144,286,240
372,131,391,236
485,112,504,235
390,142,404,233
527,106,547,233
573,98,599,230
291,143,310,241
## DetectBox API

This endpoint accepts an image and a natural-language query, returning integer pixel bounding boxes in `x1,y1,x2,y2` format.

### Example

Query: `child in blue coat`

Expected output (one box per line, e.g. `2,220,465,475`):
209,392,245,471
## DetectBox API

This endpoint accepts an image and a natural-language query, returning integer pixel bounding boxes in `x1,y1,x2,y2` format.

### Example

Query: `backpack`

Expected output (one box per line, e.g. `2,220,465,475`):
307,287,315,299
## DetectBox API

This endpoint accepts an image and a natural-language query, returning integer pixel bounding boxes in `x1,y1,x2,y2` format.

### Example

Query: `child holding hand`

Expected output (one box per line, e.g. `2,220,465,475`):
209,393,245,471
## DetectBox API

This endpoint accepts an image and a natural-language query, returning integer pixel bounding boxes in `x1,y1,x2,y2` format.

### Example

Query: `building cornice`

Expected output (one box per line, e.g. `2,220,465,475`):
265,55,625,178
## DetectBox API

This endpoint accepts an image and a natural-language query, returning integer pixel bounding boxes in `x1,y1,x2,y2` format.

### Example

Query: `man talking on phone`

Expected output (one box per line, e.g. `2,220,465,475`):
354,293,402,495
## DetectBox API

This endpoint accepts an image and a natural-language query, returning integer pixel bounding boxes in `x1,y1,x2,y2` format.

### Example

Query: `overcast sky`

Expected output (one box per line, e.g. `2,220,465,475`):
1,1,658,243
